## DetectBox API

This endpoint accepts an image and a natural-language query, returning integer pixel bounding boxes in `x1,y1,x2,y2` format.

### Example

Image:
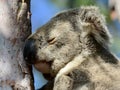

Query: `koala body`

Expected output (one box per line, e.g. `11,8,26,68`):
23,6,120,90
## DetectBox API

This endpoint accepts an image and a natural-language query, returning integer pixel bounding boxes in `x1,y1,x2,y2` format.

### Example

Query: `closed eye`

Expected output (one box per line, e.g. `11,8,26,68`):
47,37,56,44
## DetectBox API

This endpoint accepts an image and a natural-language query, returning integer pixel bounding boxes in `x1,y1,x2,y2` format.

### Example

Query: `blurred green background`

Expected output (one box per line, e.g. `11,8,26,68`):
31,0,120,89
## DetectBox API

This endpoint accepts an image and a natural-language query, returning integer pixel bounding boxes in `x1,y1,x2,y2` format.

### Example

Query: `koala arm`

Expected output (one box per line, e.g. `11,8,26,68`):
53,54,88,90
53,75,73,90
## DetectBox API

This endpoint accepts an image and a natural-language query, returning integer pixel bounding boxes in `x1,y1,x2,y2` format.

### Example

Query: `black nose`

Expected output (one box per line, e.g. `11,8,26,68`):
23,38,37,64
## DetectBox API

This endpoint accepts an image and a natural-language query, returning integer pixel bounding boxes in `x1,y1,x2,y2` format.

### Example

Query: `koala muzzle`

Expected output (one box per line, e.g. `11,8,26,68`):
23,38,37,64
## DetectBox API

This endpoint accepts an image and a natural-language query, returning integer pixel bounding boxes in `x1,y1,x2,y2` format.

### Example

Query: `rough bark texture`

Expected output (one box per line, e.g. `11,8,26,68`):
0,0,34,90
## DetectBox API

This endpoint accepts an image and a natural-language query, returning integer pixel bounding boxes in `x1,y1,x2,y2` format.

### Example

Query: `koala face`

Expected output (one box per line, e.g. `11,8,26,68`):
23,7,111,79
24,18,82,78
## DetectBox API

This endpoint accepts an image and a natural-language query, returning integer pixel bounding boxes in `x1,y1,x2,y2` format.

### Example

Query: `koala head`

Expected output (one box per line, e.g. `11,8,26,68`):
23,6,111,80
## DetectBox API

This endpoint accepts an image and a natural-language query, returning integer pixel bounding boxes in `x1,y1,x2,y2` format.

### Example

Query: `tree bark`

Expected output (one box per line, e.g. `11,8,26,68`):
0,0,34,90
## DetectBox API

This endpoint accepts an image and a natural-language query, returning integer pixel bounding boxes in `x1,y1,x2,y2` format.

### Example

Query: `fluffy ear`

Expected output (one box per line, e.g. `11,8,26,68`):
79,6,111,49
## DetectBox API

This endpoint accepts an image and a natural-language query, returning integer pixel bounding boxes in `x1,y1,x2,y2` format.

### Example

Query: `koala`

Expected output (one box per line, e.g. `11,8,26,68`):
23,6,120,90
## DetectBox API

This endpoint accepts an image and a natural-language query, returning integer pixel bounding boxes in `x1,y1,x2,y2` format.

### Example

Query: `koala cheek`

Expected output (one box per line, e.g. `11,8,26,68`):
34,62,51,74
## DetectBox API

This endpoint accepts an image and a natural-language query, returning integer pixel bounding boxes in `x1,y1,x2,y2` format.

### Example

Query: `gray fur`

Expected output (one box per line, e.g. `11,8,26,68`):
25,6,120,90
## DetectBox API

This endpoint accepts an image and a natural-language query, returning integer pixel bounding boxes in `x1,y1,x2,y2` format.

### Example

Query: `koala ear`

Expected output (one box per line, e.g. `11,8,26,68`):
79,6,111,49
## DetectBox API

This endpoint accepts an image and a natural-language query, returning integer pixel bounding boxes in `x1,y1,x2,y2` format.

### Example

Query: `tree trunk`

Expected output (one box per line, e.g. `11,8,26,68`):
0,0,34,90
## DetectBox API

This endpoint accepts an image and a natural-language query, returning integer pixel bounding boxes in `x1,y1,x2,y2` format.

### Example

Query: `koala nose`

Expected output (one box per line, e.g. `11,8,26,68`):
23,38,37,64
